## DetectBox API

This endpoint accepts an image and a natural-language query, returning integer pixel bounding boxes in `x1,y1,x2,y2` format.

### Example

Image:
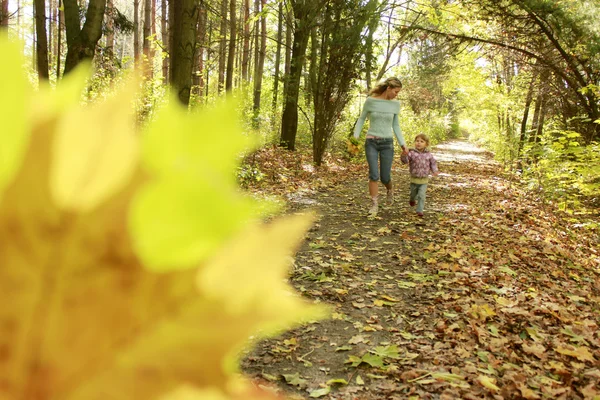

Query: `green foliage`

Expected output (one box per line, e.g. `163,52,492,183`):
521,130,600,211
237,165,265,186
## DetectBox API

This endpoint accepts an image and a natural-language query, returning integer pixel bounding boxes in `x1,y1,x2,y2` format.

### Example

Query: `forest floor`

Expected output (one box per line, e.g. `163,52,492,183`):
240,139,600,400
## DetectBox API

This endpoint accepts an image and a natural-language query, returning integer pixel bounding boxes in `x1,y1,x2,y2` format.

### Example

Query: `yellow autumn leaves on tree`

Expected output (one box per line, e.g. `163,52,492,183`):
0,36,328,400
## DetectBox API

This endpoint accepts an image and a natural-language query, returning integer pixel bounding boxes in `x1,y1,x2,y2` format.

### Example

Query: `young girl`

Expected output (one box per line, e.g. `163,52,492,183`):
400,134,439,217
353,77,408,217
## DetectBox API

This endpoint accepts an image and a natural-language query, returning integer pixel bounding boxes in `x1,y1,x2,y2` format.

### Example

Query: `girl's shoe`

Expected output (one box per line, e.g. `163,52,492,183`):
409,200,416,207
417,212,424,217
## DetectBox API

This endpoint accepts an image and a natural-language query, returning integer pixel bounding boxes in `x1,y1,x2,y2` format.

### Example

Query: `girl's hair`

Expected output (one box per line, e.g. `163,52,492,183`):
369,77,403,96
415,133,430,146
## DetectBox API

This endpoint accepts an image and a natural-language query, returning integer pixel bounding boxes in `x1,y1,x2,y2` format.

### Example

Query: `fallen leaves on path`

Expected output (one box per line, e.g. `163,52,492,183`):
242,141,599,399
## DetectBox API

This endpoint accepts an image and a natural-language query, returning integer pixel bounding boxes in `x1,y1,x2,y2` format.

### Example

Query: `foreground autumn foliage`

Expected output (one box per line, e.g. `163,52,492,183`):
0,37,327,399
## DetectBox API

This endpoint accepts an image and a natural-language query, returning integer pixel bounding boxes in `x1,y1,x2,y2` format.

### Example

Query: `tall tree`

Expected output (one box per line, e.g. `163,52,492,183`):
252,0,266,116
161,0,168,82
34,0,50,79
279,0,325,150
271,1,283,109
192,4,206,96
241,0,250,81
169,0,198,105
133,0,140,61
1,0,8,29
217,0,227,92
312,0,377,165
105,0,115,54
143,0,152,75
56,0,63,78
225,0,236,90
62,0,107,74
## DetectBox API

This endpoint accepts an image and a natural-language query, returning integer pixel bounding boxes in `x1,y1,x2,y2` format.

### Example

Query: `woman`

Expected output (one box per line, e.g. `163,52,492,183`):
353,77,407,216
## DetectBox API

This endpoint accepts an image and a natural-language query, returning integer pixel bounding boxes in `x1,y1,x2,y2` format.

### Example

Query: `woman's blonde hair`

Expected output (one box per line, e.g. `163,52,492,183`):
415,133,430,146
369,77,403,96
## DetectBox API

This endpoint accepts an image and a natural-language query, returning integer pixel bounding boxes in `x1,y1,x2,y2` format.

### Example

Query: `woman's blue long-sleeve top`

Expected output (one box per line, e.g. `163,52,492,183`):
352,97,406,147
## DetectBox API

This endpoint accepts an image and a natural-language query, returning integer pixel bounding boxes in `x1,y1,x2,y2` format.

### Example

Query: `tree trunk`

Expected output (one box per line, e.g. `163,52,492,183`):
63,0,107,75
252,0,258,82
1,0,8,29
282,6,292,101
161,0,168,82
143,0,152,76
241,0,250,81
364,10,379,90
303,25,317,107
252,0,266,117
34,0,50,80
280,1,323,150
225,0,236,91
271,2,282,110
133,0,140,61
529,70,550,144
192,5,206,97
56,0,63,78
217,0,227,93
518,71,537,156
105,0,115,55
169,0,198,105
48,0,54,70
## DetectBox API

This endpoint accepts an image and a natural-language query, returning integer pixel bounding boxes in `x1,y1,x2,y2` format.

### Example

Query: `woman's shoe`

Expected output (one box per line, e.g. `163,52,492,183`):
369,202,379,216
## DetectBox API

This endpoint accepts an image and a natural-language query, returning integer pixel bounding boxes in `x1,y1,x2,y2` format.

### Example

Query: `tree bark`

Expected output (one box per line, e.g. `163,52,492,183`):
192,4,206,96
225,0,236,91
143,0,152,76
161,0,168,82
1,0,8,29
217,0,227,92
280,1,324,150
169,0,198,105
105,0,115,55
56,0,63,78
241,0,250,81
133,0,140,61
34,0,50,80
252,0,266,117
518,70,537,156
271,2,282,110
530,70,550,143
304,24,317,107
63,0,107,74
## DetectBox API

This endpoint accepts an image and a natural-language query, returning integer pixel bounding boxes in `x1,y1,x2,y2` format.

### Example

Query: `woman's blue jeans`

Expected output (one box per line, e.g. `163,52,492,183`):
365,138,394,184
410,183,428,212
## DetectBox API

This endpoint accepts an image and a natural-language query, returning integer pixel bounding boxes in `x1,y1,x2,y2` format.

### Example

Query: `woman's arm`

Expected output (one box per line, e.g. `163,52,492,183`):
392,113,406,150
353,101,370,139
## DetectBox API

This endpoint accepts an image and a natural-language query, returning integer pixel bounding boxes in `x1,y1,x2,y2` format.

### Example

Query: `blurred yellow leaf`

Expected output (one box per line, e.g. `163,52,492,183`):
522,342,546,359
0,46,324,400
477,375,500,392
0,38,30,198
50,79,139,212
555,345,596,362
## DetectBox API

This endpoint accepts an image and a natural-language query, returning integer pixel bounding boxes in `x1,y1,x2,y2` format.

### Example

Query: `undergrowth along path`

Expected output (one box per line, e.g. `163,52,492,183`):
242,140,600,400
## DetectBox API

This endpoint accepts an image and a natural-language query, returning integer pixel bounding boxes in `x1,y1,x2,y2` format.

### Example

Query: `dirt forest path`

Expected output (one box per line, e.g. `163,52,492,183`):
242,140,600,400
